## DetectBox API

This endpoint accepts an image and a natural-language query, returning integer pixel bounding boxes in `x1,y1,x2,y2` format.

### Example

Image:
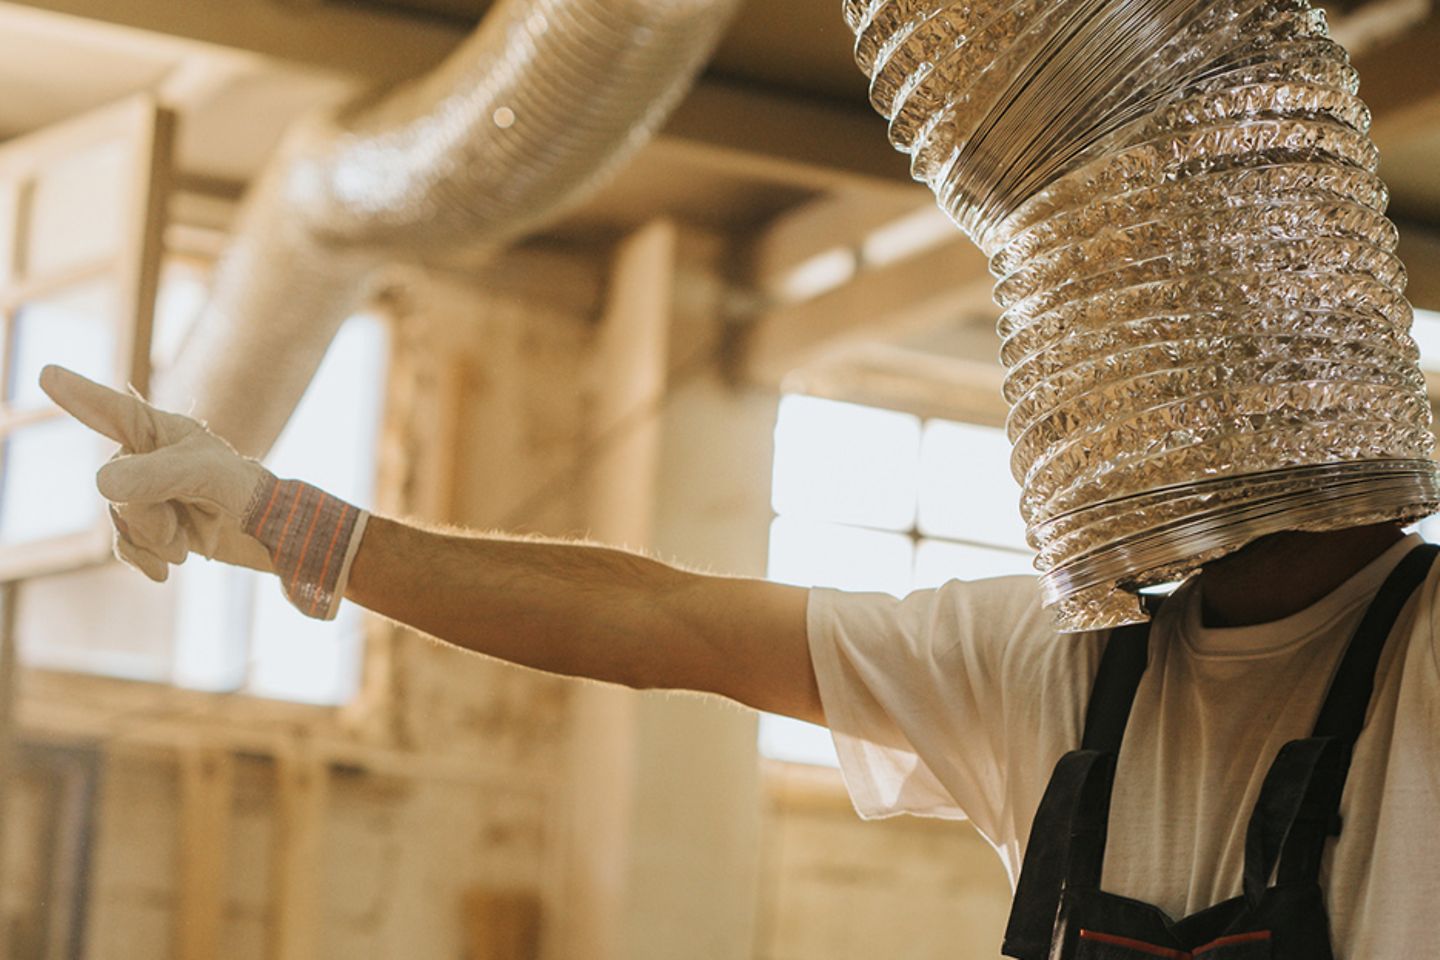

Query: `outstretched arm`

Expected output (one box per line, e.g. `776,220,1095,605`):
347,519,822,721
40,364,824,725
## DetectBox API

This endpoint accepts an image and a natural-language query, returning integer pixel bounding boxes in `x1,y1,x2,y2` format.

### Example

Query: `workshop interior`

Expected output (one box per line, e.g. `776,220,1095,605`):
0,0,1438,958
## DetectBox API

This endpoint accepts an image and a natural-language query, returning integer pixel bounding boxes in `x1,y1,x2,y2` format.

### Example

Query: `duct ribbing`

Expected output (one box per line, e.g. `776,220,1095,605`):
162,0,742,457
845,0,1440,630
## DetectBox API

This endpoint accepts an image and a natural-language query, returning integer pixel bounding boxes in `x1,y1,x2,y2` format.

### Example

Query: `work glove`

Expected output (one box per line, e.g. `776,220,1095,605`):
38,364,368,621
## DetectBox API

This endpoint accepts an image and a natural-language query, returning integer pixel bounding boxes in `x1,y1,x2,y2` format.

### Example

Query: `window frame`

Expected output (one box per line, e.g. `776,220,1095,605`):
761,348,1027,766
0,95,173,581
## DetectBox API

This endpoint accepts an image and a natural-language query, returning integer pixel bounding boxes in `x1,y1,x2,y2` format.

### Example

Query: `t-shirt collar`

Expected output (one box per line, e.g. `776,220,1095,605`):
1172,533,1425,658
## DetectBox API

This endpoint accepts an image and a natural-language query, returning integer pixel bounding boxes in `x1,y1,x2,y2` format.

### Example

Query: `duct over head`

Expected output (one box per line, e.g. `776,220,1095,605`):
161,0,743,457
845,0,1440,630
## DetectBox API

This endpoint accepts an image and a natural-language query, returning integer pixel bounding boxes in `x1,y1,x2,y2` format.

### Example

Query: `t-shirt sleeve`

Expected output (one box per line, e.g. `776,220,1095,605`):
807,576,1069,840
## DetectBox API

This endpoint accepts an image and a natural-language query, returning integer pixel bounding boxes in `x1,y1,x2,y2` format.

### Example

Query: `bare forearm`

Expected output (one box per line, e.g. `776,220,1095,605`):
344,516,821,719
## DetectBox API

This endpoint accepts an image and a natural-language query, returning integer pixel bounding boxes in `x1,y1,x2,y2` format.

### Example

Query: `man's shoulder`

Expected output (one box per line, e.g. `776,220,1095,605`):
915,574,1107,669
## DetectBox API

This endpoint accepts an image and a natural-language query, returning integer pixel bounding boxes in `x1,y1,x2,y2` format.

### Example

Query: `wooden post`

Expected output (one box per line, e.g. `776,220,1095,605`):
174,745,235,960
0,583,16,960
462,888,543,960
269,744,326,960
549,220,676,960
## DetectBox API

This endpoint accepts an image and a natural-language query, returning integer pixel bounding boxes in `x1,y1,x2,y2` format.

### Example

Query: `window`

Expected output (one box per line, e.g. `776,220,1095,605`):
0,96,171,580
762,394,1033,766
171,311,389,705
14,242,388,706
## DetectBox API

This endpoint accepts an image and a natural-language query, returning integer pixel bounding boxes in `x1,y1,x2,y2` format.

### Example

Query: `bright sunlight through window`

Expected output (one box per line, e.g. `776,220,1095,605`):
172,313,388,705
762,394,1035,766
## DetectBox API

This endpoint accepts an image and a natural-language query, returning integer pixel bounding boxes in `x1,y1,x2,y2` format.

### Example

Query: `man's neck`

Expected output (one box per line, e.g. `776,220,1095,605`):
1196,522,1408,628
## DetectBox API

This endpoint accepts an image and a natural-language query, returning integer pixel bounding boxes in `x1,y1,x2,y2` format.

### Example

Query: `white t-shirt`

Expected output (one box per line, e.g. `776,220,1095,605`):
806,534,1440,957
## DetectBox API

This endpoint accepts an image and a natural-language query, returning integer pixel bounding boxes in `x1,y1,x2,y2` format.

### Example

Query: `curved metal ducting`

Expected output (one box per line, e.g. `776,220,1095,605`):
162,0,742,456
846,0,1438,630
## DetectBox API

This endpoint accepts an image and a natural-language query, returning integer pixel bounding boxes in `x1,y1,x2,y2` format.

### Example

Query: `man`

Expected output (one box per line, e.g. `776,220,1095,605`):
39,364,1440,957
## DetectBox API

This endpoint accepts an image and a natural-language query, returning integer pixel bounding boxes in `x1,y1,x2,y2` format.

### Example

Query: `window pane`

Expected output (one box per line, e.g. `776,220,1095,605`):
1414,308,1440,371
266,314,387,502
0,417,103,544
758,714,838,767
771,395,920,531
151,259,210,373
917,420,1028,550
912,538,1035,590
172,559,250,693
236,313,387,705
767,515,913,597
16,563,175,681
8,280,117,408
26,138,127,277
248,585,362,705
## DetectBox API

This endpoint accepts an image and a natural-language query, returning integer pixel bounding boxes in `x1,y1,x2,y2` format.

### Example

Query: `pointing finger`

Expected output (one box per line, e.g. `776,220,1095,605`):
39,365,154,448
40,365,195,451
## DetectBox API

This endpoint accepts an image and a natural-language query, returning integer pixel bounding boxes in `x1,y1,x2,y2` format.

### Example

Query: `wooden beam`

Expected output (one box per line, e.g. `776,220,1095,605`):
586,219,675,543
1353,10,1440,139
5,0,463,87
269,743,327,960
0,585,16,960
660,82,919,196
174,746,235,960
742,236,993,386
463,888,543,960
550,220,675,960
1328,0,1432,56
5,1,919,197
781,343,1008,427
16,666,557,791
749,193,937,303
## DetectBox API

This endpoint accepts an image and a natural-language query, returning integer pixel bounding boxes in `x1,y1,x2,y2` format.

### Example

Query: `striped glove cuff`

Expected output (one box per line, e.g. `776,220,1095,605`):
241,475,369,621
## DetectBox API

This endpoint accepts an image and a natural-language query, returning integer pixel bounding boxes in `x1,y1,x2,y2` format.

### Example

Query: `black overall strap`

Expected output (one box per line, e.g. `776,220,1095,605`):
1311,543,1438,744
1241,736,1347,905
1003,619,1154,959
1081,621,1151,754
1002,750,1117,959
1242,543,1438,904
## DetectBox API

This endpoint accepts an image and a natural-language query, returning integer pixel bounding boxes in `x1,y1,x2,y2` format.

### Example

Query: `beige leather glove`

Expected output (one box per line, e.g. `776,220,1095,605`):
39,365,368,620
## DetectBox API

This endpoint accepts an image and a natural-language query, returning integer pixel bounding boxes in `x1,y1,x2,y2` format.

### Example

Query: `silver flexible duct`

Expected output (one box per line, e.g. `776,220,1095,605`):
846,0,1439,630
163,0,742,456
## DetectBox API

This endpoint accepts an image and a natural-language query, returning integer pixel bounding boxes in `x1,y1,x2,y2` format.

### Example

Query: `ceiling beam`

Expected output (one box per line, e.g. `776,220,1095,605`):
748,192,938,302
0,0,462,86
740,236,993,386
3,0,920,196
781,343,1009,426
1326,0,1432,56
1353,10,1440,140
662,82,916,195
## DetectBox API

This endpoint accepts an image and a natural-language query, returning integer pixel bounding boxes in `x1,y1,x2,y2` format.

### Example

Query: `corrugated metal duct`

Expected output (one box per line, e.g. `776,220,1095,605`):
845,0,1439,629
162,0,743,456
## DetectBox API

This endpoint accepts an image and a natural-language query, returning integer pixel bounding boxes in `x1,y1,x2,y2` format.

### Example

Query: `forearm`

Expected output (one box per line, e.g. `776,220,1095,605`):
37,365,819,716
344,516,821,717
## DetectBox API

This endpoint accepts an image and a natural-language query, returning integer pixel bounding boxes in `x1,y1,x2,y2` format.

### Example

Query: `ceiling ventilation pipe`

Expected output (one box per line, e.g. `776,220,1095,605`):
161,0,742,456
846,0,1439,630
